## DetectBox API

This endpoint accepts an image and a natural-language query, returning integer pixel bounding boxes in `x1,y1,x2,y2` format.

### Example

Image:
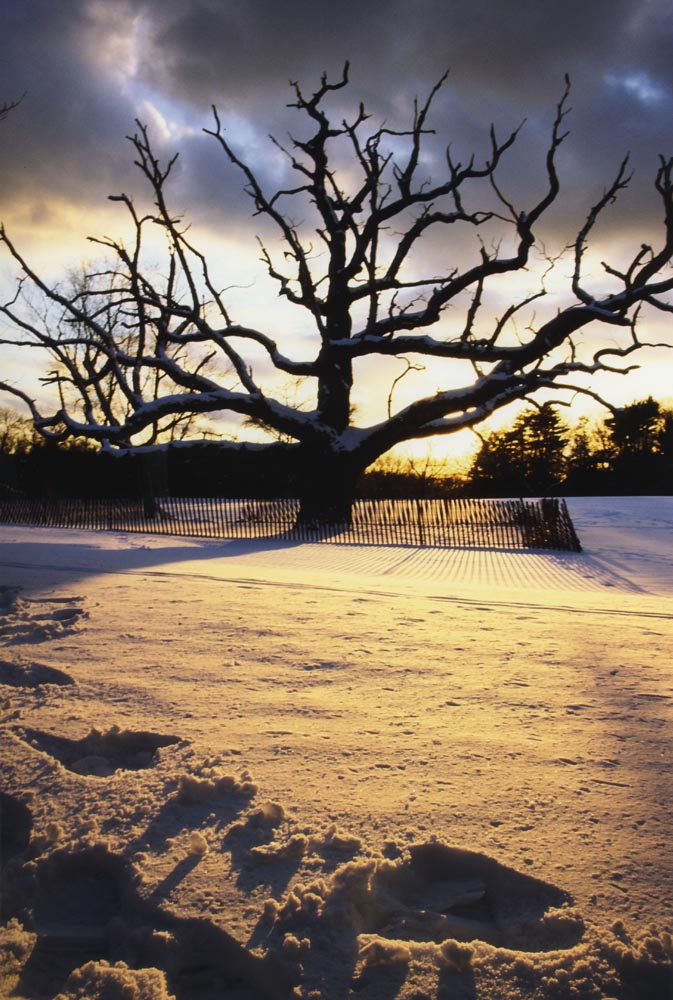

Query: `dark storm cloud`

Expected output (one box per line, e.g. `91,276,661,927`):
1,0,142,204
2,0,673,246
135,0,671,111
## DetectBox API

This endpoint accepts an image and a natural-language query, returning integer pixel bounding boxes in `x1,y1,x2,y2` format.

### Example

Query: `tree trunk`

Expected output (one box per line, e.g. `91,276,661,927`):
138,451,168,520
295,449,363,527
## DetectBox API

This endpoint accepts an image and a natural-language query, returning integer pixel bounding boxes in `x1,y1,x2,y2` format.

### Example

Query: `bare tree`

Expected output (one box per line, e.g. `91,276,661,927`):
0,405,33,455
36,267,223,448
1,67,672,523
0,95,24,122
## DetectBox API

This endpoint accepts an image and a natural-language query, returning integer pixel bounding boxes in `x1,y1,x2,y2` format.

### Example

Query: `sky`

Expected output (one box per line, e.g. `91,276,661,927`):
1,0,673,464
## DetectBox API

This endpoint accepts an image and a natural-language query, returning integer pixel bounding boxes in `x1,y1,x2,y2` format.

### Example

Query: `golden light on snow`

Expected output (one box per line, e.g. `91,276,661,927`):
1,497,672,996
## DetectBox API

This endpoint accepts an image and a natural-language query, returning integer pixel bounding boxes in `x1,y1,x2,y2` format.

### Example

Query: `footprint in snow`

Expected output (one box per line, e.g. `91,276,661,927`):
348,843,584,952
0,791,33,871
17,725,183,776
0,658,74,688
0,589,88,646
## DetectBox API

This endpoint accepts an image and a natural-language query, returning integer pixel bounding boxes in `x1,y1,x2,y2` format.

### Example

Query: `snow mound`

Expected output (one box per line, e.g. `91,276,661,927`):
54,960,175,1000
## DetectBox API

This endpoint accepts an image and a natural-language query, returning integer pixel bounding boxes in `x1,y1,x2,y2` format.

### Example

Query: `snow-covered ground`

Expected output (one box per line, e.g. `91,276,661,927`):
0,496,671,1000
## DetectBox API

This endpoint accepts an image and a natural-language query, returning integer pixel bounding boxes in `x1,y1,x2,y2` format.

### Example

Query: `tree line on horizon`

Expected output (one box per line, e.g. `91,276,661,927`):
1,397,670,500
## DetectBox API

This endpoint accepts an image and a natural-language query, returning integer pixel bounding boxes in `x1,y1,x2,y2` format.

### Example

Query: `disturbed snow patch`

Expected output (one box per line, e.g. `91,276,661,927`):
0,657,74,688
266,841,583,952
17,725,183,777
256,839,672,997
5,844,298,1000
0,792,32,870
0,587,88,646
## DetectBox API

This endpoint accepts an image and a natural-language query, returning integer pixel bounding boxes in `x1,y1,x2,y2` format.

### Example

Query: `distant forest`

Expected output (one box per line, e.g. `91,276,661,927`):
0,397,671,499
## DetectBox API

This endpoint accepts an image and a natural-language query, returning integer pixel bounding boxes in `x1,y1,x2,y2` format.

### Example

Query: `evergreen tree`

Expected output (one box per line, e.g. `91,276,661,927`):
469,404,568,495
519,405,568,490
564,416,604,493
603,398,673,492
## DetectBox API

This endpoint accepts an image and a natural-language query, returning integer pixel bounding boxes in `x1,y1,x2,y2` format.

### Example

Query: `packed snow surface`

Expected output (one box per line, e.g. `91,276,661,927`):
0,496,671,999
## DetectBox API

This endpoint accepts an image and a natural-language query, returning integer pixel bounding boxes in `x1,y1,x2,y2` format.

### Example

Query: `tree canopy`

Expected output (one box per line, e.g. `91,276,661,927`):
1,68,672,521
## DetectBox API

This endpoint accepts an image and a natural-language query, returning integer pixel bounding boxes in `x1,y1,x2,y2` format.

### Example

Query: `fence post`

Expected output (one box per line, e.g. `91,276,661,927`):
416,498,425,547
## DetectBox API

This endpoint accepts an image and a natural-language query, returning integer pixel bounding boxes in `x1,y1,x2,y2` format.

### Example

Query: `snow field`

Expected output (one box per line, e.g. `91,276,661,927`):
0,497,672,998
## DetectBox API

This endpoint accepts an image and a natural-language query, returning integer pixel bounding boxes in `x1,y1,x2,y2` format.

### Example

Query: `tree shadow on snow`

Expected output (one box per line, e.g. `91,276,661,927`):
0,534,307,601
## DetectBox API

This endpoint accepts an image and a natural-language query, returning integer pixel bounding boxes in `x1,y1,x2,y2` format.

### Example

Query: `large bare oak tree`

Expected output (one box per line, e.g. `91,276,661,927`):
1,68,672,522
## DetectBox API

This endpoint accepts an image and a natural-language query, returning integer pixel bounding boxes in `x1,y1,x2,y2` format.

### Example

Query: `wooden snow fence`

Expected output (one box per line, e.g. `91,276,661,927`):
0,494,582,551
